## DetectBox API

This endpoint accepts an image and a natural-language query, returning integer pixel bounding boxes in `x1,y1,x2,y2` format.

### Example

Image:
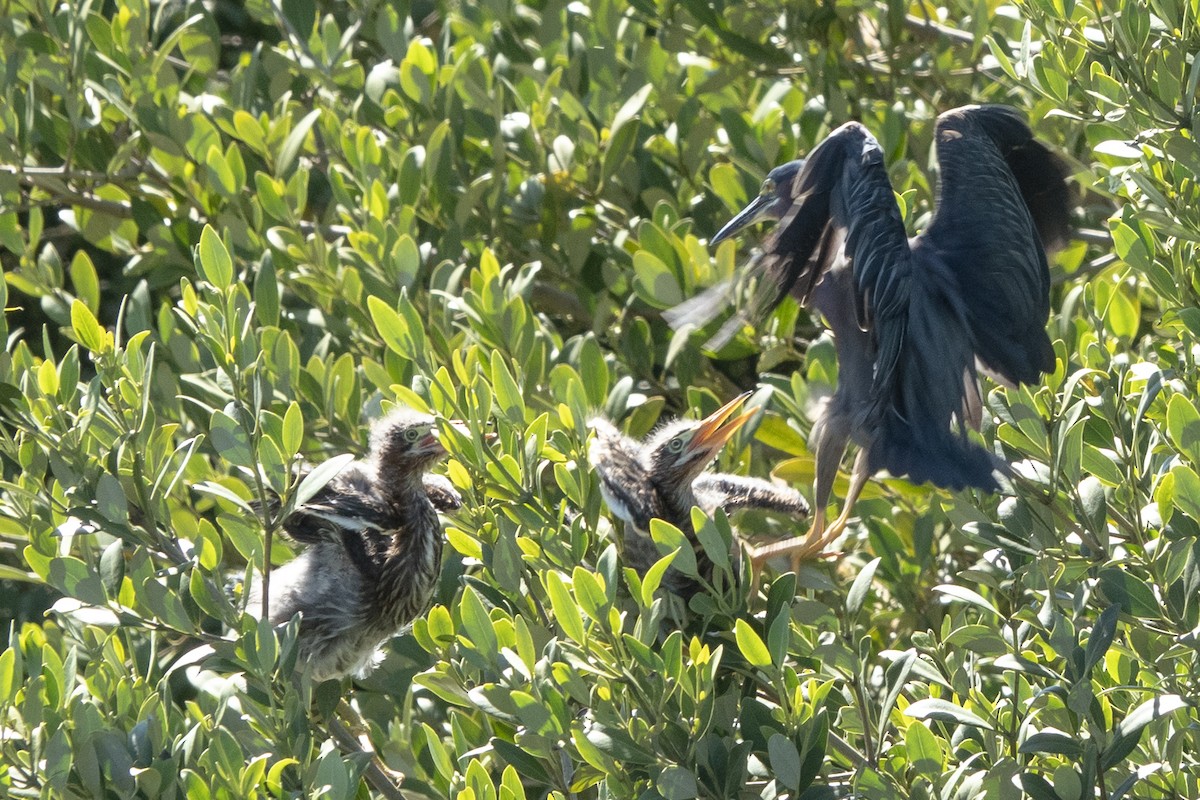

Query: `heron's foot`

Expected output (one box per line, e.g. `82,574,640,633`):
748,521,844,574
788,521,845,571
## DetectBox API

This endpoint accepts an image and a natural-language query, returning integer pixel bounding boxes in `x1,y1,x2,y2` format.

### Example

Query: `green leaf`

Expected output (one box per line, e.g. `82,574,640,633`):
845,557,881,619
70,299,106,353
293,453,354,508
368,294,427,361
1167,393,1200,464
632,250,683,308
905,722,944,776
657,515,701,569
69,251,100,311
544,571,585,644
0,211,24,253
656,765,698,800
1083,604,1120,675
904,698,995,731
1101,695,1189,769
490,351,525,422
205,144,237,197
281,402,303,458
734,619,773,668
1019,731,1084,756
95,473,128,524
577,336,609,408
1097,567,1161,617
254,254,280,326
1169,464,1200,521
254,173,291,222
208,411,253,469
878,650,917,741
933,584,999,617
571,567,608,622
459,586,498,659
640,549,678,605
1111,221,1152,271
275,109,321,176
1020,772,1061,800
0,646,18,700
197,225,233,290
768,733,802,791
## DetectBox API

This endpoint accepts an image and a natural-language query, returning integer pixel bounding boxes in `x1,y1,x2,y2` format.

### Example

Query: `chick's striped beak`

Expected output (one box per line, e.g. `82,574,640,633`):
691,392,757,453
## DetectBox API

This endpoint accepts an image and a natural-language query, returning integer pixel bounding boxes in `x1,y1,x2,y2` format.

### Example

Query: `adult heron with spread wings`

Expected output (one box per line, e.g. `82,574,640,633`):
670,105,1072,565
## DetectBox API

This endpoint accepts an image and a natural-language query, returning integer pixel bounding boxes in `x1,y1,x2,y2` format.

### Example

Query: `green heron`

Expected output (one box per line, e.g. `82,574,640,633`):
670,105,1071,565
248,407,455,681
589,394,810,597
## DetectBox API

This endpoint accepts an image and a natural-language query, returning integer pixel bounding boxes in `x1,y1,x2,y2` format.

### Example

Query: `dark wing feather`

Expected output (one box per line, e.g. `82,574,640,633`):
761,122,913,416
917,105,1068,385
869,256,1006,491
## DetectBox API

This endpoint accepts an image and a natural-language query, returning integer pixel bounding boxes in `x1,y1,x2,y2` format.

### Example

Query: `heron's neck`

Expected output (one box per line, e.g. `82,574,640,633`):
380,475,426,508
659,483,700,530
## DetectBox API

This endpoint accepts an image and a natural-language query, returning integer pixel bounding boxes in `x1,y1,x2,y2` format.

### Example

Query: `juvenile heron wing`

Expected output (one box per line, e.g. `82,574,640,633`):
917,105,1071,386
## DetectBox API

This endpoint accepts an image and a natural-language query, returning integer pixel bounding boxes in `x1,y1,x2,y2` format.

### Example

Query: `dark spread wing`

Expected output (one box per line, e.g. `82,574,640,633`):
284,489,388,543
917,105,1069,385
762,122,912,331
779,121,1003,491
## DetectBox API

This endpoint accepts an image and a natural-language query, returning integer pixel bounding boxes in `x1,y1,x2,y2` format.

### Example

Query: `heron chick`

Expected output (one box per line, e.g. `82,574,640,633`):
671,105,1072,566
589,395,810,598
248,407,455,681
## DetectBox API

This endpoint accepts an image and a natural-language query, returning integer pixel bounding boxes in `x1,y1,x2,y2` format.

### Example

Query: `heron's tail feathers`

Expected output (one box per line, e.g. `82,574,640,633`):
871,408,1006,492
870,270,1007,493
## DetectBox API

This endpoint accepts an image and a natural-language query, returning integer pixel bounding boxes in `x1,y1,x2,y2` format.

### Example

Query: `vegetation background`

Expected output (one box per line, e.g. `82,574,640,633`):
0,0,1198,797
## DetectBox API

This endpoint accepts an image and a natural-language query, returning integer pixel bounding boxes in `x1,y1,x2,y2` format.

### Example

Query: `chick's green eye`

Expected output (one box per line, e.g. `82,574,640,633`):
668,438,685,453
404,428,422,442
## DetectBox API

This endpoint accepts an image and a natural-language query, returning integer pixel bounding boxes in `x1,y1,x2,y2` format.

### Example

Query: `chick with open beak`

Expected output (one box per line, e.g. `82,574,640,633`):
589,394,810,600
248,406,460,681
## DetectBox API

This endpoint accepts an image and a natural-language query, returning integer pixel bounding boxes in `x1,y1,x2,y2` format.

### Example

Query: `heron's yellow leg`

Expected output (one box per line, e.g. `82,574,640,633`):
748,449,871,572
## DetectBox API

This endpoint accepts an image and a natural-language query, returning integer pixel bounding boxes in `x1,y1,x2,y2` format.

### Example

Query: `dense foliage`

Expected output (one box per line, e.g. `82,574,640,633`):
1,0,1198,797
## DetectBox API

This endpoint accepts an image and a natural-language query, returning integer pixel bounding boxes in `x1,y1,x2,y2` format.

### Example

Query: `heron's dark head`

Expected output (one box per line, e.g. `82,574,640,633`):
710,160,805,246
370,408,448,481
644,394,756,489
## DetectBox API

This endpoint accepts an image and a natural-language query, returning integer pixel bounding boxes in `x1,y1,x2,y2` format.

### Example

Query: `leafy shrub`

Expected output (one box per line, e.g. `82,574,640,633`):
0,0,1197,797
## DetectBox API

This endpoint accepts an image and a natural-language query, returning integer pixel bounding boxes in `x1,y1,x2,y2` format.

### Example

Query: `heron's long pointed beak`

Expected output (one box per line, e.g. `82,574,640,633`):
710,194,778,247
688,392,757,457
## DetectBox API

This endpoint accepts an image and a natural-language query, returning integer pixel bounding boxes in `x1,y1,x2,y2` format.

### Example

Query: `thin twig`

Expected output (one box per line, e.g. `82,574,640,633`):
903,14,976,46
328,713,409,800
826,730,870,769
1052,253,1118,286
1073,228,1113,246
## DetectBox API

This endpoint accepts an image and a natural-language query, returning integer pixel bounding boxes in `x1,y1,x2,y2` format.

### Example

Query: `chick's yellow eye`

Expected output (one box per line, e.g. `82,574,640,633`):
760,178,775,196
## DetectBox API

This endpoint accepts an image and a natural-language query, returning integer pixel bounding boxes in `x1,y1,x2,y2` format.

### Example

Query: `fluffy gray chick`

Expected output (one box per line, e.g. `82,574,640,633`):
248,407,454,680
